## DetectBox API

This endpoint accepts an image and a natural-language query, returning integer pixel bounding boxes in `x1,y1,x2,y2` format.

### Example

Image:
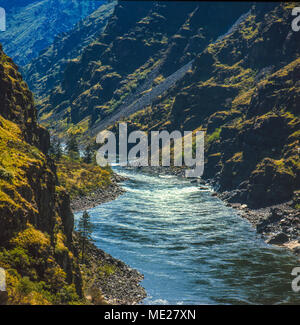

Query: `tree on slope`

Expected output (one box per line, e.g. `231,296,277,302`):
77,211,94,263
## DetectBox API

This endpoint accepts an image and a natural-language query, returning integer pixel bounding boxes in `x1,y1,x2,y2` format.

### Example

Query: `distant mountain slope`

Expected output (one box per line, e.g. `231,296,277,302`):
0,0,105,66
36,1,251,141
23,1,116,99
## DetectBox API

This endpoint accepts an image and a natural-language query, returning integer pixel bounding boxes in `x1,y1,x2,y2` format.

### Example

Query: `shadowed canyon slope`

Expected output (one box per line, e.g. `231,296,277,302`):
27,2,299,210
32,1,252,139
115,2,300,209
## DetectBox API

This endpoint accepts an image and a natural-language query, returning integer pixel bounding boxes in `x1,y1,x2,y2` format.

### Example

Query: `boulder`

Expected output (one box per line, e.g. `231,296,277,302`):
266,232,289,245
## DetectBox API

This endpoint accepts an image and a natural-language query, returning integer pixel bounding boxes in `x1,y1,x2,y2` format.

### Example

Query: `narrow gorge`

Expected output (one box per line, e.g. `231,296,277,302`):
0,0,299,306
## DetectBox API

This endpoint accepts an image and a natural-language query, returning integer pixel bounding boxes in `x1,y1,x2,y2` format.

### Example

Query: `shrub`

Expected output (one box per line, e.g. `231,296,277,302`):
206,128,221,144
10,225,50,257
0,167,13,182
0,247,31,275
98,264,117,278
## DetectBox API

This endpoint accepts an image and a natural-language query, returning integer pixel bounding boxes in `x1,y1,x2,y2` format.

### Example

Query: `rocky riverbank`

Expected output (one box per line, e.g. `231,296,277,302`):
71,172,147,305
220,196,300,257
202,178,300,257
71,173,126,212
73,234,147,305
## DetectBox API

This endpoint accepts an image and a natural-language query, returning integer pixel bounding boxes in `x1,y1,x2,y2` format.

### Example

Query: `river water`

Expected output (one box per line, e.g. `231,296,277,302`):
75,167,300,305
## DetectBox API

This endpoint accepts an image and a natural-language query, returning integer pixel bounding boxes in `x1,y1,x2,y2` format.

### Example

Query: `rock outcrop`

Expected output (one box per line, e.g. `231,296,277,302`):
0,44,83,304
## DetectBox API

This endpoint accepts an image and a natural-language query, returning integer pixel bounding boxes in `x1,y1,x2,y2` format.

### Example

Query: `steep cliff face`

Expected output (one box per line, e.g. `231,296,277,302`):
0,0,104,66
36,1,251,141
0,44,82,304
170,3,299,208
32,2,299,209
109,3,300,208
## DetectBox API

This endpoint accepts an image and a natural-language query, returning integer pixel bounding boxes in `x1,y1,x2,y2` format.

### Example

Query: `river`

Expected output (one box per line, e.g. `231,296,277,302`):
75,166,300,305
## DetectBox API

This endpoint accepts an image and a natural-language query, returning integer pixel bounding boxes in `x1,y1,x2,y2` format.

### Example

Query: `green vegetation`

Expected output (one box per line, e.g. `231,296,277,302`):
206,128,221,144
56,157,112,199
98,264,117,279
0,224,82,305
0,44,86,305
